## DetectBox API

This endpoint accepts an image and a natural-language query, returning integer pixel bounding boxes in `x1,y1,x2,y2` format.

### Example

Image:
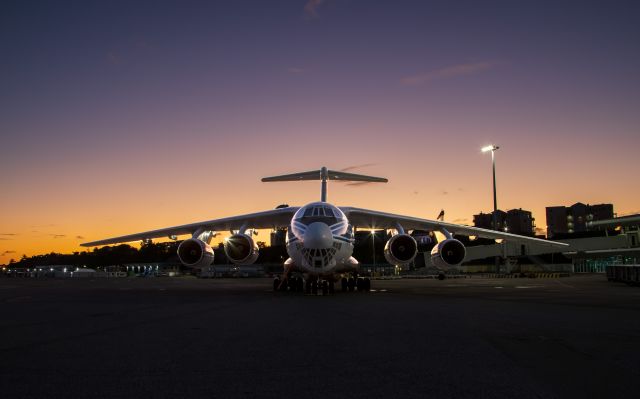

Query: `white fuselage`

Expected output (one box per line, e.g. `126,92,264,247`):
285,202,357,277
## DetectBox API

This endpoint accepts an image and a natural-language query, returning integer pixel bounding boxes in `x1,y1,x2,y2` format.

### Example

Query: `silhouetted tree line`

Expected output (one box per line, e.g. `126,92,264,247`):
9,234,407,268
10,242,181,268
9,240,291,268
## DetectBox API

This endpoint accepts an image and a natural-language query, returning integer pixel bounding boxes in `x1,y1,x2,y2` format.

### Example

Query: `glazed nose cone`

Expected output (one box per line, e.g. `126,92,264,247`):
304,222,333,249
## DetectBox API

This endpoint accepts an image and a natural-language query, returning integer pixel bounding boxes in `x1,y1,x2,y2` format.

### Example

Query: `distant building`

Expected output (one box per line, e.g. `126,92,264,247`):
474,210,507,231
546,202,614,238
473,209,535,236
506,209,535,236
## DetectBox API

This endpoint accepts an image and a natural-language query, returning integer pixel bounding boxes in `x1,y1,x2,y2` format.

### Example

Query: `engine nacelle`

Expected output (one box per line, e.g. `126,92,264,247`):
177,238,215,268
384,234,418,265
430,239,466,268
224,233,259,265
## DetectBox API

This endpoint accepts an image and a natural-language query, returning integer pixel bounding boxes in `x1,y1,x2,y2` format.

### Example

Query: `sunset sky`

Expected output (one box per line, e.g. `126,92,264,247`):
1,0,639,263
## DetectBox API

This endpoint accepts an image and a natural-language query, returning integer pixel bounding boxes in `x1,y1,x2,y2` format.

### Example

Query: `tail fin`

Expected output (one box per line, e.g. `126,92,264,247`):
262,166,387,202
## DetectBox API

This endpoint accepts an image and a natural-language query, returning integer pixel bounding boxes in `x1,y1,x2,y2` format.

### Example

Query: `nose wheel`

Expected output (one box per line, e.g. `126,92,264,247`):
304,279,334,296
275,275,369,295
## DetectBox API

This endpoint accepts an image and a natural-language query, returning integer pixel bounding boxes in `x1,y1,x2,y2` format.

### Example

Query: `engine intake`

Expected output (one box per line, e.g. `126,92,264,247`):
430,239,466,268
224,233,259,265
384,234,418,265
177,238,215,268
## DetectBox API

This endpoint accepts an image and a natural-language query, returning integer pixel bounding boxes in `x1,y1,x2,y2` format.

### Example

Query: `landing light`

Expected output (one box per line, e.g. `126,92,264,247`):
469,235,477,241
495,239,504,244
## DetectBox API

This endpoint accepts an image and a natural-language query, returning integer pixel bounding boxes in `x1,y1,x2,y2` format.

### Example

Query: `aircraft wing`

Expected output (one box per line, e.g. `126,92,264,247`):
340,207,568,248
81,207,300,247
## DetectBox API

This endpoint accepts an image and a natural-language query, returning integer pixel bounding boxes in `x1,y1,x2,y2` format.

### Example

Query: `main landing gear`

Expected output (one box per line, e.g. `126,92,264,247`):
340,274,371,293
273,274,371,295
273,275,304,293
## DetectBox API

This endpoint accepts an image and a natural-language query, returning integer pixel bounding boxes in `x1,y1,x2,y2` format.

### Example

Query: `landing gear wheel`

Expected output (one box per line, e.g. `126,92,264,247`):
363,277,371,292
341,277,348,292
288,277,298,292
296,277,304,293
438,273,446,281
305,279,312,295
356,278,364,291
329,281,335,294
321,280,329,296
273,278,281,292
347,277,356,292
311,280,318,295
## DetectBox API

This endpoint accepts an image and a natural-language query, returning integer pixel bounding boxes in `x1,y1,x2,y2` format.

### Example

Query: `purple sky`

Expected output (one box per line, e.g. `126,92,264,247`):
1,0,639,260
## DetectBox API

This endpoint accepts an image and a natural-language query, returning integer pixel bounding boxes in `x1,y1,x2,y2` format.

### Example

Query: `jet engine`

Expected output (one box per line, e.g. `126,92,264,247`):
430,239,466,268
384,234,418,265
177,238,215,268
224,233,259,265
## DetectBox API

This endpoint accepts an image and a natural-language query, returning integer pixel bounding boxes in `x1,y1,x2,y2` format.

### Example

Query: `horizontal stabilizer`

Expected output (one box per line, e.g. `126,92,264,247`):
262,167,388,183
261,170,324,182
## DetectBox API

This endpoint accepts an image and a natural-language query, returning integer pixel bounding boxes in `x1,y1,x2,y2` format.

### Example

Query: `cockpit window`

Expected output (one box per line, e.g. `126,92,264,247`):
292,204,347,237
304,206,335,218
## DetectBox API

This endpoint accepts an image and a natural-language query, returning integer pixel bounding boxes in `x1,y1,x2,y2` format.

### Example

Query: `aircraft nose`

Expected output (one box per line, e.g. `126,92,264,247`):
304,222,333,249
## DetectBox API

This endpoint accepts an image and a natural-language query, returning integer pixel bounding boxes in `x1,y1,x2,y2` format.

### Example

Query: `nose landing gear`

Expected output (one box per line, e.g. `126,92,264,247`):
274,274,370,295
303,278,334,296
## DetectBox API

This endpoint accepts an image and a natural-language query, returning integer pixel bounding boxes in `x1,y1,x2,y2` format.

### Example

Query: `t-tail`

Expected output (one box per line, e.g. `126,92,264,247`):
261,166,388,202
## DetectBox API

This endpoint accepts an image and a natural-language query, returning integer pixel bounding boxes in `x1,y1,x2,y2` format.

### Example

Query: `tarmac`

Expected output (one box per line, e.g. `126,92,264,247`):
1,274,640,399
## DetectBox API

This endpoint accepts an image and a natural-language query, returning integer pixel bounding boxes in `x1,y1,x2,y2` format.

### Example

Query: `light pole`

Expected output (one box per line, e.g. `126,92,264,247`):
482,145,500,272
371,229,376,272
481,145,500,230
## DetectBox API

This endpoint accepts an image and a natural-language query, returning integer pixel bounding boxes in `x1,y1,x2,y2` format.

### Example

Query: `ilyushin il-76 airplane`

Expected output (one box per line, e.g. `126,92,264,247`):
82,167,568,294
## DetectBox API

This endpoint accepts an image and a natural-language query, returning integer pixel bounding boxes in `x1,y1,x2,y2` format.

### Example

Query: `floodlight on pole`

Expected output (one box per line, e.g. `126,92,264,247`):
482,144,501,272
481,145,500,228
481,145,496,153
370,229,376,267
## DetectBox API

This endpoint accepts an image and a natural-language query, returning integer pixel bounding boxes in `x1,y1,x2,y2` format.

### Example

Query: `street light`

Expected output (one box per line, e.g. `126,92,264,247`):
482,144,500,273
370,229,377,268
481,145,500,230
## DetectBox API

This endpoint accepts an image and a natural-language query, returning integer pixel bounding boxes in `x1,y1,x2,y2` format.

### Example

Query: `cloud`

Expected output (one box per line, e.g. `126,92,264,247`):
76,235,85,240
332,163,381,186
345,181,373,187
401,61,496,86
340,163,378,172
287,67,304,74
535,227,547,235
0,233,16,236
413,191,419,195
441,191,449,196
453,218,469,223
1,250,16,256
50,234,66,239
304,0,325,18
